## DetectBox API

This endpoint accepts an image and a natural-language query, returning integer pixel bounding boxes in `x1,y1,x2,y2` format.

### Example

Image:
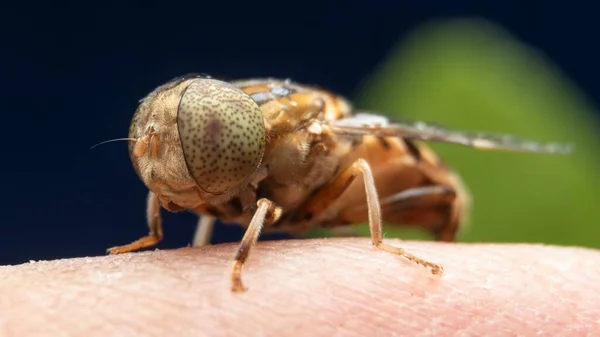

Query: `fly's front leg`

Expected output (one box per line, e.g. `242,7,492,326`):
356,159,444,275
107,191,164,254
231,198,282,292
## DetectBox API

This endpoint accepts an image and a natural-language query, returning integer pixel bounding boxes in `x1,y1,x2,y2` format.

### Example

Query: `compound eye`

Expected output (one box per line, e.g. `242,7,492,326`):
177,79,266,194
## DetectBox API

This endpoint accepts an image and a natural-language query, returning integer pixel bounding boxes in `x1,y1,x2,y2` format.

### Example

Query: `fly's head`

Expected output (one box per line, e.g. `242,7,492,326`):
129,76,267,207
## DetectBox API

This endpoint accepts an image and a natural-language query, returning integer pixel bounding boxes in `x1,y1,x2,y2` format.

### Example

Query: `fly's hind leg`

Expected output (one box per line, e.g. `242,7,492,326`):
107,191,164,254
376,185,461,242
356,159,444,275
231,198,282,292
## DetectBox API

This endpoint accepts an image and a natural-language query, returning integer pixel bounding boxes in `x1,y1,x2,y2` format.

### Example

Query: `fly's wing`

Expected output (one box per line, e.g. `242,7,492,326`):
327,113,573,154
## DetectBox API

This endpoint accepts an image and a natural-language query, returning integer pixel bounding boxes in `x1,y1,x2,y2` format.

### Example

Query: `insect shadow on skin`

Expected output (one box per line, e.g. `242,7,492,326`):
93,73,572,292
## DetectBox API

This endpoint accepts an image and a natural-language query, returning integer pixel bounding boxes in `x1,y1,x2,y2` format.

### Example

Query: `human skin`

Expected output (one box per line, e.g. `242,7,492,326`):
1,238,599,336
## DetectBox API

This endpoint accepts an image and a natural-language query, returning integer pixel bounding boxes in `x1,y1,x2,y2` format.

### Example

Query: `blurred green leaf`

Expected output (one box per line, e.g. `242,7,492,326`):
348,18,600,248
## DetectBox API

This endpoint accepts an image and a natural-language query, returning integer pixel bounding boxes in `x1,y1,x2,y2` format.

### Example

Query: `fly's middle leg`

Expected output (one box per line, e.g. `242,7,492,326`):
231,198,282,292
355,159,444,275
192,215,216,247
107,191,164,254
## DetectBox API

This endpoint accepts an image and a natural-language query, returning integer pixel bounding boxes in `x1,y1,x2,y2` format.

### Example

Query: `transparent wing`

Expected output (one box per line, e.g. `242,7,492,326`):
327,112,573,154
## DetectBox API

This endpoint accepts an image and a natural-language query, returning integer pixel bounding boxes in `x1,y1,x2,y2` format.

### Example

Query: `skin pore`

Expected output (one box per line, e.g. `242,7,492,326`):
1,238,599,336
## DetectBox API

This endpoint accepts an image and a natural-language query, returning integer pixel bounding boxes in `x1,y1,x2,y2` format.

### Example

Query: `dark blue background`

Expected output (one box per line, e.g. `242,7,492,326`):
1,1,596,265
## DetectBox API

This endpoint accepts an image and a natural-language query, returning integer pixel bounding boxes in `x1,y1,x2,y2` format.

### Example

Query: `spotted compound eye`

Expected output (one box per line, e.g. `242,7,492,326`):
177,79,266,194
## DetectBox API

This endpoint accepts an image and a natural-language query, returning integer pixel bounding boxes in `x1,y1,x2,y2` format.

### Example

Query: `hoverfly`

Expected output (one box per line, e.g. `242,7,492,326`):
106,74,571,292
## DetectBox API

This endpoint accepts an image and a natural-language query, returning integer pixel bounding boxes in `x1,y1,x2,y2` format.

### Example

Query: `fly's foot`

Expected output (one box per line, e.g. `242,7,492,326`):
231,260,247,293
375,242,444,276
106,235,161,255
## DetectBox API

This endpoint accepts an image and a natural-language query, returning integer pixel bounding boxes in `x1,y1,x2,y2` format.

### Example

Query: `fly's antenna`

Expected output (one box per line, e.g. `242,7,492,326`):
90,138,137,150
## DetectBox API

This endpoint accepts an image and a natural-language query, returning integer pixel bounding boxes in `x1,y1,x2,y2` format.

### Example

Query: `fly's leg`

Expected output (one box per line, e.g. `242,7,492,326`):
296,159,362,220
297,159,444,274
356,159,444,275
231,198,282,292
350,185,459,241
378,186,455,207
192,215,216,247
107,191,164,254
377,186,460,242
295,160,362,238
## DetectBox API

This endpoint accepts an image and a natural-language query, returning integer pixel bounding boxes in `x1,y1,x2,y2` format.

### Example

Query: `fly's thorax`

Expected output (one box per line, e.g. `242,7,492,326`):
128,76,267,210
255,121,351,212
